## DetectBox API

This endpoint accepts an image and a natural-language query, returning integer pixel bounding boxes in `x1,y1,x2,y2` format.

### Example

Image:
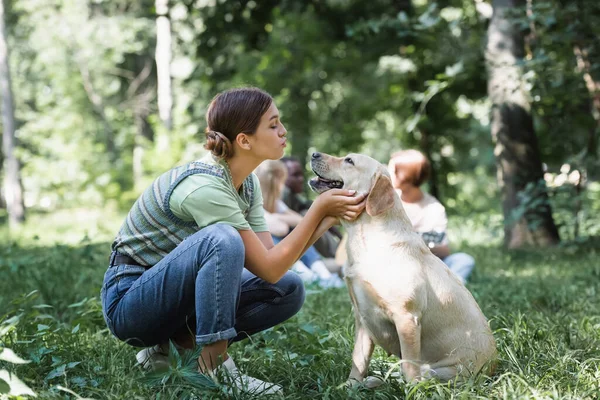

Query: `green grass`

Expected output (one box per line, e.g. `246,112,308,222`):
1,212,600,399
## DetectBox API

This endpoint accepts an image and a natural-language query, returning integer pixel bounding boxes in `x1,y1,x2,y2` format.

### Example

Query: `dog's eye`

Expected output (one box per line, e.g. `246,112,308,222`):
344,157,354,165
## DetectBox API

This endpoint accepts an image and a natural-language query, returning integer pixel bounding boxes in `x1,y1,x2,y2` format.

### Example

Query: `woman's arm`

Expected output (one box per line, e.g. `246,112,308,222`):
299,216,337,256
429,243,451,259
239,205,324,283
239,189,365,283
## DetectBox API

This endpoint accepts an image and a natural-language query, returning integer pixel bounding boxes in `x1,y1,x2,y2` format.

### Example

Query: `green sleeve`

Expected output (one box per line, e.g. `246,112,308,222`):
170,175,251,231
246,173,269,232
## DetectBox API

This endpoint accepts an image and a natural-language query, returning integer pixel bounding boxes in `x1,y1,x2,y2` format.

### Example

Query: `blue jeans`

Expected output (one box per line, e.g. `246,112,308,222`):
443,252,475,283
272,236,320,267
101,224,305,347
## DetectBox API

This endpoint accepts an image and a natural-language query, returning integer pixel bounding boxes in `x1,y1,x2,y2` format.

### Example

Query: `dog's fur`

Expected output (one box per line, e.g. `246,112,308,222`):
309,152,496,384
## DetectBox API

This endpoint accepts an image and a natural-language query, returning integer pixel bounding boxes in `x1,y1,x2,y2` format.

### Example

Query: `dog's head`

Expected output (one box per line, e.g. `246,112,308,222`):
309,152,397,217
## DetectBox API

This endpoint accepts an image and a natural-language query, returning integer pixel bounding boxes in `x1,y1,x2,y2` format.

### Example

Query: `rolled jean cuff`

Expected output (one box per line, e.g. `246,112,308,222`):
196,327,237,345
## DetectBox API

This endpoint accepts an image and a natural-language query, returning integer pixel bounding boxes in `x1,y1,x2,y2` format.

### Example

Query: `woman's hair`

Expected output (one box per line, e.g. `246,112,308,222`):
388,149,431,187
204,87,273,158
255,160,288,213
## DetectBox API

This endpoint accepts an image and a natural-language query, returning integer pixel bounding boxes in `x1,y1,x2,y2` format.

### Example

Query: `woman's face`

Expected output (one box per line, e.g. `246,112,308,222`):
248,102,287,160
389,162,414,190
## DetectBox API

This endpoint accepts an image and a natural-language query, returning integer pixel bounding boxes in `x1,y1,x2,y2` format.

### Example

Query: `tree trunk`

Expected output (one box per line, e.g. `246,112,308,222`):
0,0,25,227
0,144,4,209
155,0,173,131
573,45,600,159
77,58,116,160
486,0,560,248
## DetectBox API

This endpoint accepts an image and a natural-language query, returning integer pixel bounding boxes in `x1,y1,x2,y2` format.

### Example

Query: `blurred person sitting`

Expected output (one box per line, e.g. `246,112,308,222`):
281,156,343,263
388,149,475,284
255,159,344,289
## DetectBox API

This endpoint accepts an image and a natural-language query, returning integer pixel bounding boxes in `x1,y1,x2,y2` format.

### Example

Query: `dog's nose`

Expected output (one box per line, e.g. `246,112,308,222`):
312,152,321,160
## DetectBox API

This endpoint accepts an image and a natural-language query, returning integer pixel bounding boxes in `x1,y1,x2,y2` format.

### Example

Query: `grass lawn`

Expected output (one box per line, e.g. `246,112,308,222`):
1,211,599,399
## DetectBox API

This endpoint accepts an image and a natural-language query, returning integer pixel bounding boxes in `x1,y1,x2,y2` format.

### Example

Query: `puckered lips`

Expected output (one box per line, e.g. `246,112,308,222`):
309,169,344,194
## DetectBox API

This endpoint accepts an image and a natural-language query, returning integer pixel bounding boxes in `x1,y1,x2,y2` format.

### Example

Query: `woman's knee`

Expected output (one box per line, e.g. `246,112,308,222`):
193,223,245,263
205,223,243,248
276,271,306,315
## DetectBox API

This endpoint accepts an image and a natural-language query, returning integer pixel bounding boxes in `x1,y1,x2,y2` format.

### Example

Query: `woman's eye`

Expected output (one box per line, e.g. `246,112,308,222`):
345,157,354,165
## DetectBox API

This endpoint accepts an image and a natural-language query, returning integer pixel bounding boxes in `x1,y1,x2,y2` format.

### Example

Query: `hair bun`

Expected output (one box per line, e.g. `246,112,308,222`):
205,130,233,158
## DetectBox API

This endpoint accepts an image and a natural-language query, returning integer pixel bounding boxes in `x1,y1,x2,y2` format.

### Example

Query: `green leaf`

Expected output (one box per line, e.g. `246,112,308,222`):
445,61,464,78
32,304,53,309
180,368,217,389
406,114,421,133
0,369,36,396
0,377,9,394
0,348,31,364
68,298,89,308
46,364,67,380
71,324,80,334
140,370,171,386
299,323,317,335
168,340,182,368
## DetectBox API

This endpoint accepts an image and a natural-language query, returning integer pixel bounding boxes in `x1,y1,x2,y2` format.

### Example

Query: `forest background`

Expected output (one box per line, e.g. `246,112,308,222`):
1,0,600,398
1,0,599,247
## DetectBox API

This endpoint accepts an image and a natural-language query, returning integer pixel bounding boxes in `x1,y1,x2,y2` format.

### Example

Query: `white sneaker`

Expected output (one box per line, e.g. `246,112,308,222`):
318,274,345,289
136,345,170,371
291,261,318,283
211,357,283,395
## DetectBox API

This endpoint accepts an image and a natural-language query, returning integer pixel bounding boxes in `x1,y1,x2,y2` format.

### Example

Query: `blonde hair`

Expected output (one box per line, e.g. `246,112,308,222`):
388,149,431,187
255,160,288,213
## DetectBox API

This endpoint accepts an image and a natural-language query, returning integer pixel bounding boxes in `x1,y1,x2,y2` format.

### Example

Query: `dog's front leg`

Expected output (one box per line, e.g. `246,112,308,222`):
348,313,374,384
394,312,423,382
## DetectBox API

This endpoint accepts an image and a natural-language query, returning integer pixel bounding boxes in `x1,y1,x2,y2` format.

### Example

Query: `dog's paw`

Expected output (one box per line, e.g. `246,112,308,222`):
343,378,361,389
363,376,385,389
343,376,385,390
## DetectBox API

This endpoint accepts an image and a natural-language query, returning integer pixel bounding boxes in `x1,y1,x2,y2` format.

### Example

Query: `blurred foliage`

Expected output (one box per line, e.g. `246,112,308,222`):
0,0,599,238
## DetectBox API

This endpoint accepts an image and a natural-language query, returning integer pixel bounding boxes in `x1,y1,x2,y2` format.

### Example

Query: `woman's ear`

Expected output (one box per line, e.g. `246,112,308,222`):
236,133,252,151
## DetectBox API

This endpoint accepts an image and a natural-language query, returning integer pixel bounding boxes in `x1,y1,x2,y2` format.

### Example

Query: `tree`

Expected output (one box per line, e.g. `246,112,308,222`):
486,0,560,248
0,0,24,226
155,0,172,131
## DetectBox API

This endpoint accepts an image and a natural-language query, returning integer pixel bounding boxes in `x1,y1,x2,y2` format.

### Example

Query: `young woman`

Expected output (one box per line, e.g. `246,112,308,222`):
100,87,366,395
254,159,344,288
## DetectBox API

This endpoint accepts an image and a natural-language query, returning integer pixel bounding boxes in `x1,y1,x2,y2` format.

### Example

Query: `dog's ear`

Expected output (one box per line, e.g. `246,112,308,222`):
366,172,396,217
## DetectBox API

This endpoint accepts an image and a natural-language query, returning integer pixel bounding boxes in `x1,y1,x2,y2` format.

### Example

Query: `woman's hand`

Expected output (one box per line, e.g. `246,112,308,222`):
314,189,368,221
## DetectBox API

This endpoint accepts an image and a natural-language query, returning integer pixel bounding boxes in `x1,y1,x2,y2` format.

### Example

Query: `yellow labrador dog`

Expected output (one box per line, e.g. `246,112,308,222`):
309,152,496,385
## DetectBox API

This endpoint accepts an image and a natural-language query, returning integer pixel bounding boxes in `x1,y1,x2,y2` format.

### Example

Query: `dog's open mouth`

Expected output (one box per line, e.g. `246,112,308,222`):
309,170,344,193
